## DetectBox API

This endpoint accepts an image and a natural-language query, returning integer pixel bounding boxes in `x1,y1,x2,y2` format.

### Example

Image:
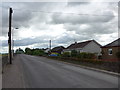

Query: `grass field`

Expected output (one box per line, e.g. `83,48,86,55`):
0,54,8,57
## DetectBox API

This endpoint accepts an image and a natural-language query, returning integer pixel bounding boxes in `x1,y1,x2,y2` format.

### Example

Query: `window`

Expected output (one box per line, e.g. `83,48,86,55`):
80,50,83,52
108,49,112,55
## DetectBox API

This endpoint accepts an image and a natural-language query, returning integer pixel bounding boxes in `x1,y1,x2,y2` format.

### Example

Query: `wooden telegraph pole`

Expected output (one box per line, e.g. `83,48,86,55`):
50,40,51,50
8,8,13,64
49,40,51,54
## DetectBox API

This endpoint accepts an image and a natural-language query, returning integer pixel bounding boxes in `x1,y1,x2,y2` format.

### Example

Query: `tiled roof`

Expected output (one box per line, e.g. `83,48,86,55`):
66,40,94,49
102,38,120,48
52,46,65,51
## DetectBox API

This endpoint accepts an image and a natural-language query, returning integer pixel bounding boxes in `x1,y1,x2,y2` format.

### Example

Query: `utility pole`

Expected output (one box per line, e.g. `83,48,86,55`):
49,40,51,54
8,8,13,64
49,40,51,50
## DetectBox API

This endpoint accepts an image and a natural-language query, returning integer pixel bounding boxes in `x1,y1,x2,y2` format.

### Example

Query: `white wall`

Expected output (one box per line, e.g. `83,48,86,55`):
63,50,71,53
82,41,101,54
63,41,101,55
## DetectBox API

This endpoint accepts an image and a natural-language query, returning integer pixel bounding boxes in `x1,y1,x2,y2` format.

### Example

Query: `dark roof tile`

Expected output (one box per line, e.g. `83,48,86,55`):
66,40,92,49
52,46,65,51
102,38,120,48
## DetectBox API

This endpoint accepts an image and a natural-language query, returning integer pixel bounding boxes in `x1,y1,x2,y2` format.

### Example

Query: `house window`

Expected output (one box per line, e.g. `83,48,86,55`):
108,49,112,55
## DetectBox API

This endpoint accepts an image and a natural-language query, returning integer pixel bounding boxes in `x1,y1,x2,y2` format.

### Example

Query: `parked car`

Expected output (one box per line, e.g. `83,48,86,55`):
49,53,58,56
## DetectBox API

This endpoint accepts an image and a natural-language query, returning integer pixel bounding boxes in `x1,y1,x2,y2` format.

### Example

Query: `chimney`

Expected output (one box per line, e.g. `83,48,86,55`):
75,42,77,44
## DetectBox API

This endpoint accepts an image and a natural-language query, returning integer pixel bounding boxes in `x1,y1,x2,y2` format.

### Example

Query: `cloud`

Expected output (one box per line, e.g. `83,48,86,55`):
63,20,117,36
53,31,91,45
12,10,32,28
2,5,33,37
2,36,49,47
67,2,90,6
51,13,115,24
1,2,118,53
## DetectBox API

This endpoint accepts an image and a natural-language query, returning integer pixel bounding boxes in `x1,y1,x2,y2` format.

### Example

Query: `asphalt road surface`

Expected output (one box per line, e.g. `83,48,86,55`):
16,54,118,88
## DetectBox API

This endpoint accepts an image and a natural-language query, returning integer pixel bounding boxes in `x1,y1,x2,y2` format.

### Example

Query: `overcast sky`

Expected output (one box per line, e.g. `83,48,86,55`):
1,1,119,53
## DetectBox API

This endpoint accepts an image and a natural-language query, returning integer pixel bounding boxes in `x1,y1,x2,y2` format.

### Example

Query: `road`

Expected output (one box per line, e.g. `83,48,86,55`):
9,54,119,88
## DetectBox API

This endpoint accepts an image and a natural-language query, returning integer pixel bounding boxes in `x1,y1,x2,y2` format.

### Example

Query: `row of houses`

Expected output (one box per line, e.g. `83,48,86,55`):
50,38,120,61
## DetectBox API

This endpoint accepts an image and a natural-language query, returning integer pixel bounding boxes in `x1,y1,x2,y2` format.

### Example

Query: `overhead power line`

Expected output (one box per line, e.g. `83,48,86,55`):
0,5,11,8
13,8,117,17
1,6,118,17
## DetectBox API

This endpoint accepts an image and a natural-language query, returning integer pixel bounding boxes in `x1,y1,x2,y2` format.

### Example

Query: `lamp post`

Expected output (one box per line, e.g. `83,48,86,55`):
12,28,18,58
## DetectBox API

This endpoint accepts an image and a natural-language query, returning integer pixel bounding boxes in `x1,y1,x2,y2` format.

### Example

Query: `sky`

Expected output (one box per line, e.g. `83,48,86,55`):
0,0,119,53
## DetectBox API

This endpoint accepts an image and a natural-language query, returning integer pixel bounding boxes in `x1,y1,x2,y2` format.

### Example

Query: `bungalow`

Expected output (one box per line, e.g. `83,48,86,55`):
51,46,65,54
44,48,50,54
63,40,101,55
101,38,120,61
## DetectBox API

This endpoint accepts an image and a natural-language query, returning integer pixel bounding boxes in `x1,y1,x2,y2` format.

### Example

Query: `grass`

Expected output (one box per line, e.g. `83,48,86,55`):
1,54,8,57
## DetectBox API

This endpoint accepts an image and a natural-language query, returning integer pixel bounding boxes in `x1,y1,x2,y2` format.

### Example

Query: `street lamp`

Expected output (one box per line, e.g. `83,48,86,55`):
11,27,19,58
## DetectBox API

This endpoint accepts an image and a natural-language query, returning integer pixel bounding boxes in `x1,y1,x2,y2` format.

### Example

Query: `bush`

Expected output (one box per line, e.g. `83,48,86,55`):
25,48,45,56
87,53,95,59
77,52,85,59
71,50,78,57
32,49,45,56
77,52,95,59
62,51,96,59
25,48,32,54
62,52,70,57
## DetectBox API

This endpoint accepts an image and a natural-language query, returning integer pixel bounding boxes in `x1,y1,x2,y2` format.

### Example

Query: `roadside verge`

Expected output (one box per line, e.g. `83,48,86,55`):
47,57,120,77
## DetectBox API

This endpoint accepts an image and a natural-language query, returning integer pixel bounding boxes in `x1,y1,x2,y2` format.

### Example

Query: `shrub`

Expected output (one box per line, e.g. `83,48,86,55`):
25,48,45,56
87,53,95,59
77,52,95,59
62,52,70,57
25,48,32,54
32,49,45,56
71,50,78,57
77,52,85,59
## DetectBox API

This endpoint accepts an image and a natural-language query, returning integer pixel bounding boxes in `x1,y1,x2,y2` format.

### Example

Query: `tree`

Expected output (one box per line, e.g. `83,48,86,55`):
25,48,32,55
25,48,46,56
15,48,24,54
32,49,45,56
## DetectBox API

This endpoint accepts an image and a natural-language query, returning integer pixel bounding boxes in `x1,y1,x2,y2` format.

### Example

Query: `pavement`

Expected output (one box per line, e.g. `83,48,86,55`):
0,56,2,90
0,74,2,90
2,54,119,88
2,55,25,88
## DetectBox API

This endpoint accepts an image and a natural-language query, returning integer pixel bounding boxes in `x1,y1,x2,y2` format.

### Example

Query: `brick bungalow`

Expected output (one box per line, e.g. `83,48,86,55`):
101,38,120,61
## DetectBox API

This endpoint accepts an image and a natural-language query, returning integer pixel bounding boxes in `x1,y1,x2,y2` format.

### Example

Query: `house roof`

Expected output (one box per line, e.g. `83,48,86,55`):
51,46,65,52
66,40,101,50
102,38,120,48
